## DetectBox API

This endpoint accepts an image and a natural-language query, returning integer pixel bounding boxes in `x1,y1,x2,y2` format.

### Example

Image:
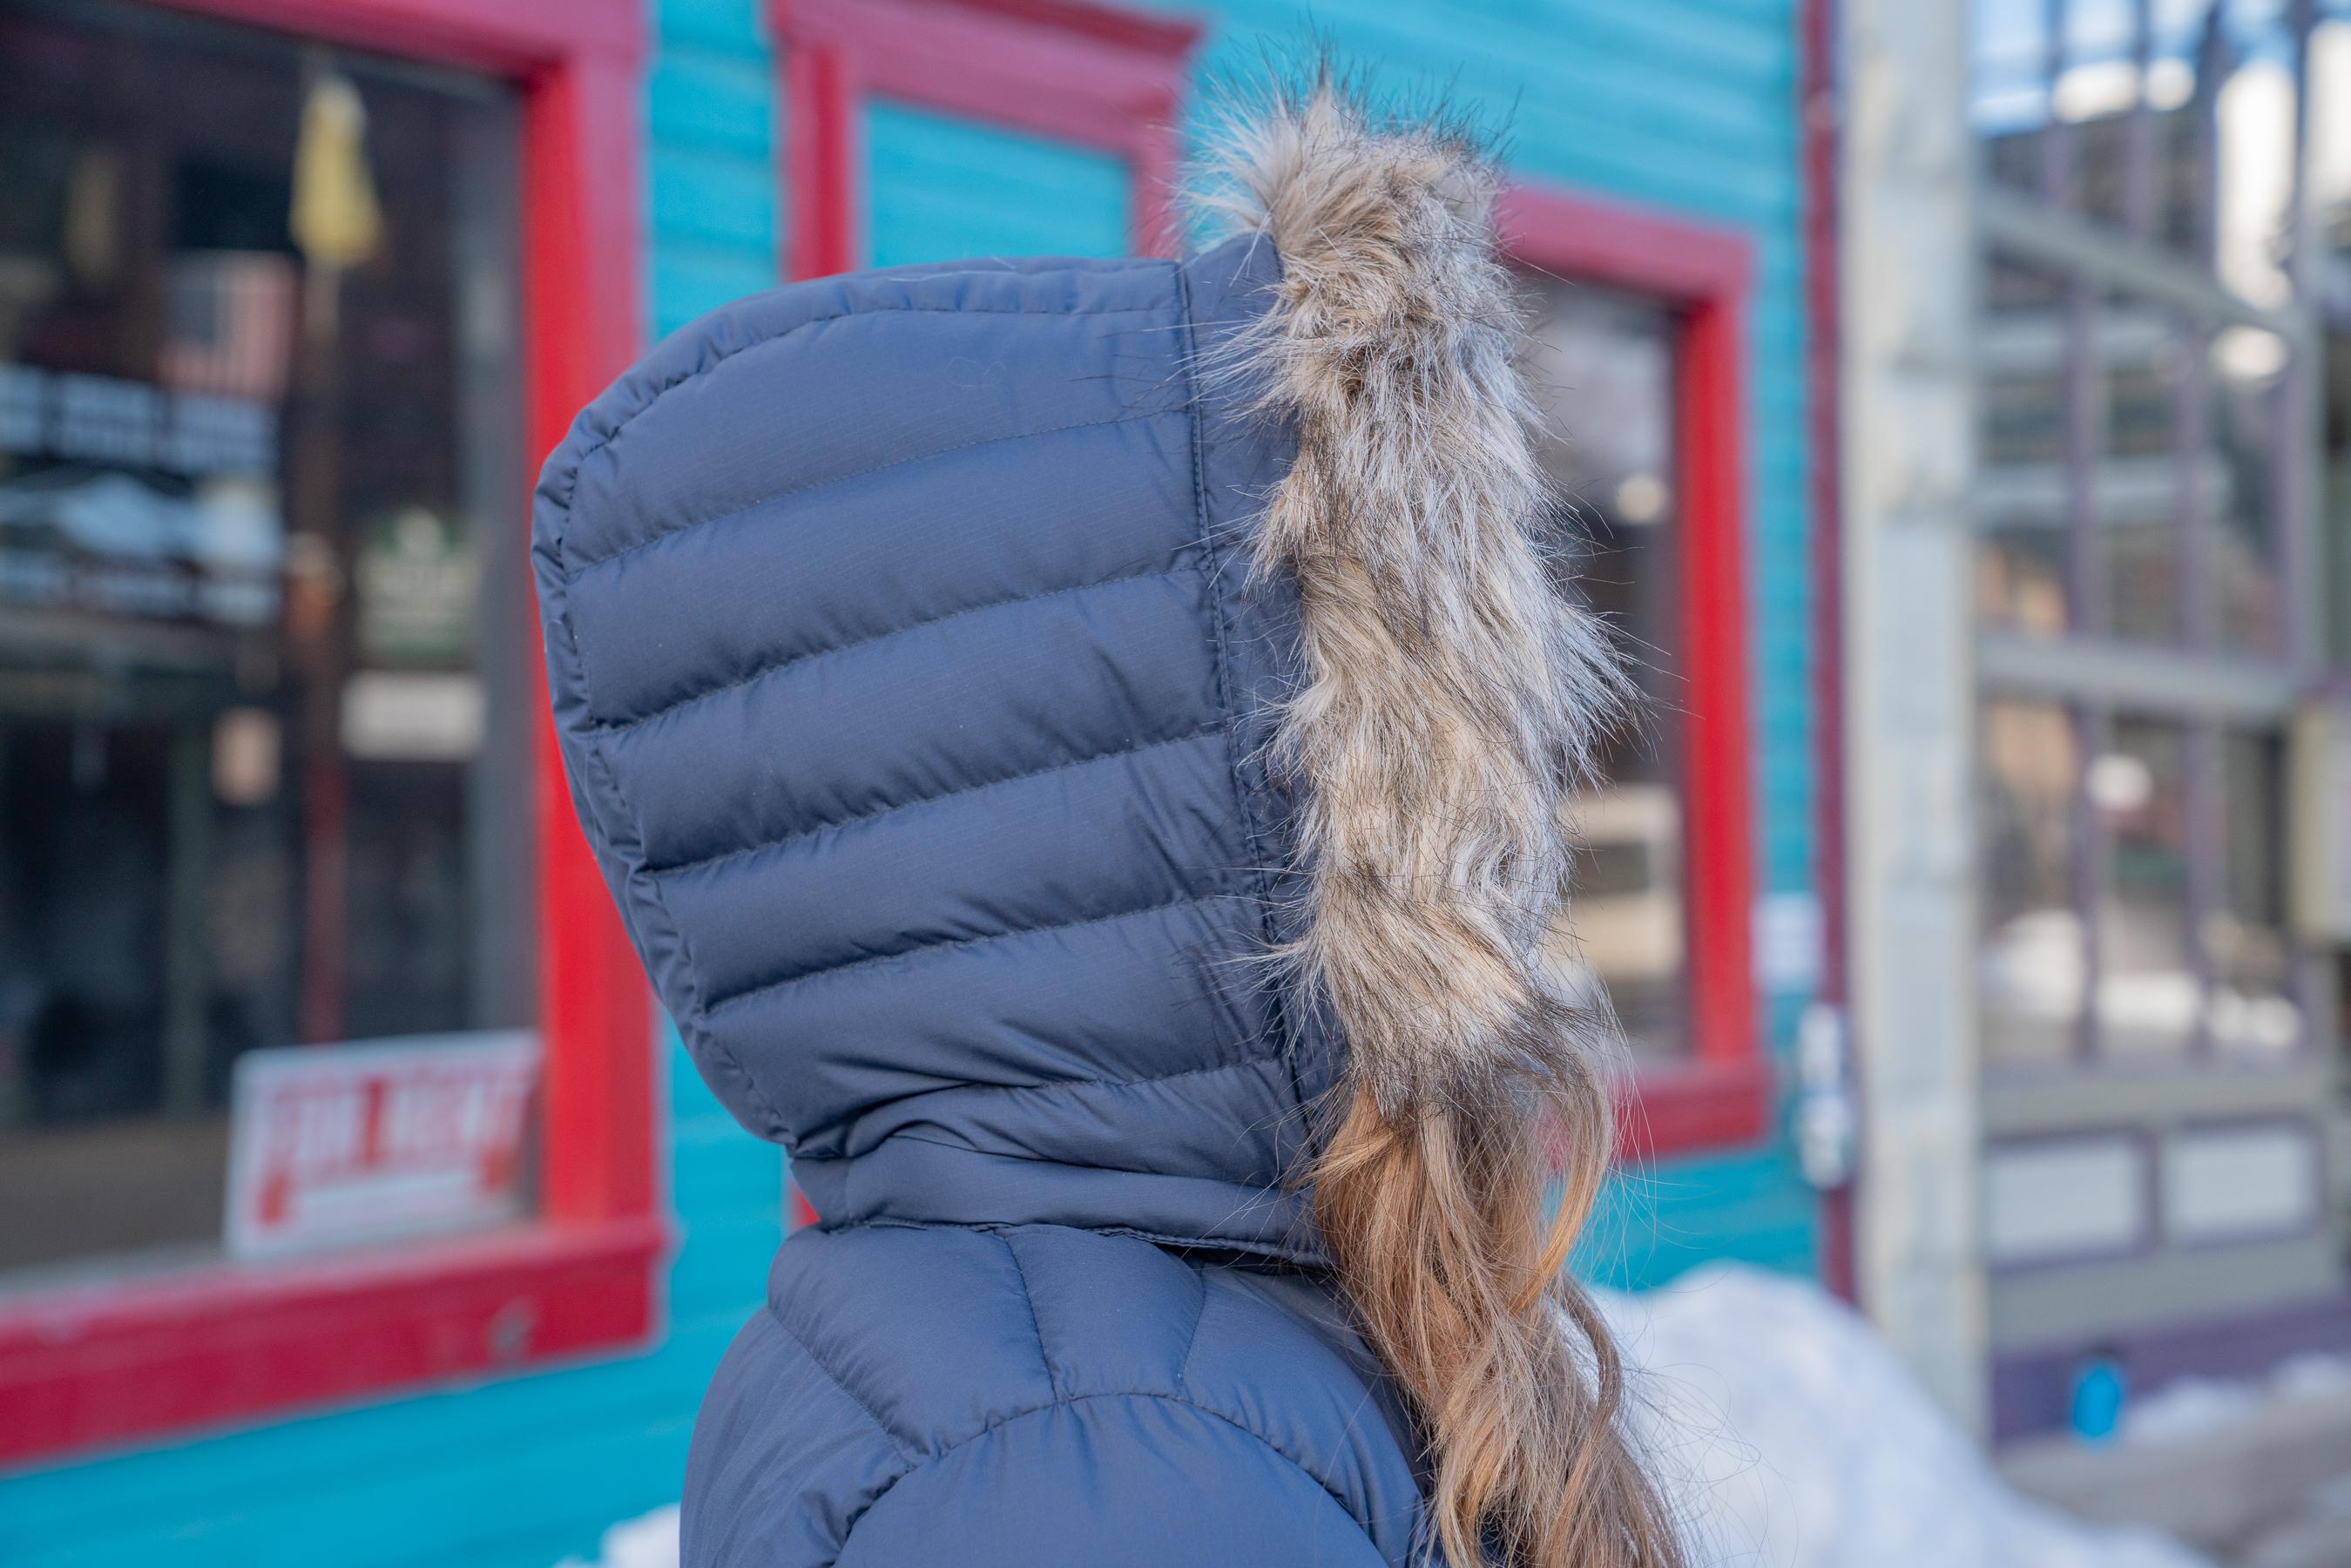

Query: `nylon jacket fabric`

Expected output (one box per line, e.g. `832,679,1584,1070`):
532,237,1436,1565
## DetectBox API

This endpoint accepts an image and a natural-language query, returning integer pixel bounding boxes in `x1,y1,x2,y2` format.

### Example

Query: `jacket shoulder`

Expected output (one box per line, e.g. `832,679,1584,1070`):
682,1223,1426,1567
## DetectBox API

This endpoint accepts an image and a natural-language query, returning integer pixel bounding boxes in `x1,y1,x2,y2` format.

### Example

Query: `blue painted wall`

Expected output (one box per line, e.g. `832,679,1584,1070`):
868,103,1131,265
0,0,1815,1559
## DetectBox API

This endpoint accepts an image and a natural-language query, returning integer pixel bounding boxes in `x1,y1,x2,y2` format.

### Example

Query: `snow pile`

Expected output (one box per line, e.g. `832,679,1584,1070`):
557,1268,2209,1568
556,1505,678,1568
1597,1266,2207,1568
2122,1350,2351,1448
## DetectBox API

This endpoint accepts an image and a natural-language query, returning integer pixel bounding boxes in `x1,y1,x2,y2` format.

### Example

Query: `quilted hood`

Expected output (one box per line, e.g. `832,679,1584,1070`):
532,92,1619,1263
533,236,1327,1256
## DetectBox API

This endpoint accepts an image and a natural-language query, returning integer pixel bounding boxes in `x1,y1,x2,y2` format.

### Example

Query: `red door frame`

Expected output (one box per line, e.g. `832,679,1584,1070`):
0,0,658,1469
1496,186,1770,1159
773,0,1202,278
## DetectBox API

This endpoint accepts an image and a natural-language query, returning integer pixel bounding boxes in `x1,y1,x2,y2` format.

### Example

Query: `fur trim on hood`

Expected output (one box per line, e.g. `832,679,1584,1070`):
1198,85,1632,1122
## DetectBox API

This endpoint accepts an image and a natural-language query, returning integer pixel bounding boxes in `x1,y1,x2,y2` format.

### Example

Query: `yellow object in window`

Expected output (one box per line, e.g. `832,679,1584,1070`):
289,73,382,273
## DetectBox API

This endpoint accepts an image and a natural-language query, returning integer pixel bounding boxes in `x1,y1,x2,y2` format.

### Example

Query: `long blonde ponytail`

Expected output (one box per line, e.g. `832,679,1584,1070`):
1200,82,1686,1568
1314,1092,1679,1567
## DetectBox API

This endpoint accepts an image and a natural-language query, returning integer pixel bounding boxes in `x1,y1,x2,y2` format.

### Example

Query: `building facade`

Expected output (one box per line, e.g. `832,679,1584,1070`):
1959,0,2351,1440
1840,0,2351,1449
0,1,1827,1563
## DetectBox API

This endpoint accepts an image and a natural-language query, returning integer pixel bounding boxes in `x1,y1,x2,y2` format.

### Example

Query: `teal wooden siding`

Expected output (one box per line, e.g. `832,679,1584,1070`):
646,0,778,339
867,103,1129,266
1,1,1814,1560
0,0,784,1562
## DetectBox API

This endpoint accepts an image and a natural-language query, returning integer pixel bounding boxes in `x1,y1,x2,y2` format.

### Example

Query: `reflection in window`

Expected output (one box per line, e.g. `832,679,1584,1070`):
1522,283,1686,1064
2212,731,2298,1058
2209,326,2288,657
1975,256,2292,651
1967,0,2315,1080
1970,0,2314,306
0,5,530,1281
1980,698,2084,1067
1978,707,2304,1070
2097,296,2185,643
2095,719,2197,1059
1976,250,2076,638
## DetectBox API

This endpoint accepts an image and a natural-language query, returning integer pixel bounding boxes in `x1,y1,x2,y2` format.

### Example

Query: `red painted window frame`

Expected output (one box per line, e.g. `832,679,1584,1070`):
772,0,1201,278
0,0,658,1469
1497,186,1768,1159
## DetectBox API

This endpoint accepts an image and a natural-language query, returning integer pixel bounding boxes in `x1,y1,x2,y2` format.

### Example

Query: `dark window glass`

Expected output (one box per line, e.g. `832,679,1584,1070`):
1977,250,2077,637
2093,717,2198,1060
1979,697,2086,1068
1523,282,1687,1064
2210,728,2299,1058
0,1,530,1282
2208,325,2289,656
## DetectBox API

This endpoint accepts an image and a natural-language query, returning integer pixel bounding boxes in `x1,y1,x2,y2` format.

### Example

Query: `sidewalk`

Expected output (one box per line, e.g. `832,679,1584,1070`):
2003,1384,2351,1567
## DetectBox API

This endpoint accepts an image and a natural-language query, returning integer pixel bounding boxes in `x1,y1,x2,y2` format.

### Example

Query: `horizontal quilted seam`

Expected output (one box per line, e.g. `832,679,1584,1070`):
586,560,1202,734
706,891,1251,1017
876,1130,1280,1188
565,402,1190,593
825,1050,1293,1120
819,1391,1382,1568
643,721,1225,878
788,1058,1299,1167
564,407,1179,575
551,285,1179,516
793,1063,1304,1184
848,1214,1327,1269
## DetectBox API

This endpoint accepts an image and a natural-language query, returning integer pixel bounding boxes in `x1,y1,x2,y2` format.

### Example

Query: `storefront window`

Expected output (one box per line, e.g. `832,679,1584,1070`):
2212,728,2298,1058
1976,248,2076,638
0,1,530,1282
1980,697,2085,1068
1971,0,2319,306
1968,1,2322,1081
2097,294,2185,644
2094,717,2197,1060
1978,701,2309,1067
2209,324,2289,657
1524,282,1686,1063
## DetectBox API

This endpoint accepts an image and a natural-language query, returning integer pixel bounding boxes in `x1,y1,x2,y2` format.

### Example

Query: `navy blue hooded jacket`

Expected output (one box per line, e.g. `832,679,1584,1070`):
531,95,1631,1567
535,235,1430,1565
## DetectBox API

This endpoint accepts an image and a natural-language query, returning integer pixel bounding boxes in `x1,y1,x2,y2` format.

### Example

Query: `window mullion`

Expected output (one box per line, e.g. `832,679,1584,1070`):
2175,309,2216,651
2072,700,2110,1064
2183,720,2224,1060
2064,280,2106,638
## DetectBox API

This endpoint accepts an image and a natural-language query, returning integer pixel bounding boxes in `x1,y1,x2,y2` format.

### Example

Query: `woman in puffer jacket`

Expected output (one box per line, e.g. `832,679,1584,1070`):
534,84,1683,1568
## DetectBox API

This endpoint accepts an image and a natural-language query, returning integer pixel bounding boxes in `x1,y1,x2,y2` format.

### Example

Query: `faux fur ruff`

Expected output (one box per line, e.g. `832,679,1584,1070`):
1198,86,1632,1120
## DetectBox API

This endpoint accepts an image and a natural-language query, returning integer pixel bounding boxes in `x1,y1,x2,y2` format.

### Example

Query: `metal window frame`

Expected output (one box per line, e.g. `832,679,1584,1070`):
1973,0,2330,1079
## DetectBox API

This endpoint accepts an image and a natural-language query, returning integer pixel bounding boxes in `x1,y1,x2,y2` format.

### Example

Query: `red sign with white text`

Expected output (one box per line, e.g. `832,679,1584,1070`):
225,1031,538,1259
